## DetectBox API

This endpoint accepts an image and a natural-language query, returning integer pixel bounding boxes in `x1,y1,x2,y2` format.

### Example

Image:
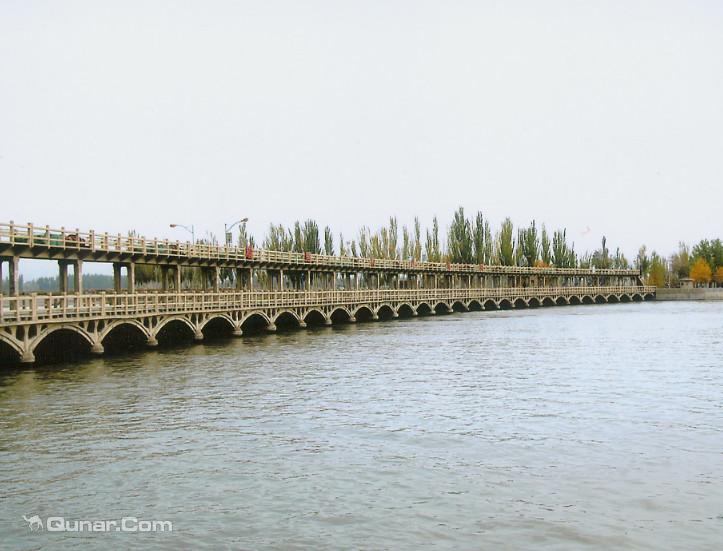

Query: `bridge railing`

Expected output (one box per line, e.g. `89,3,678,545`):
0,221,640,276
0,286,655,324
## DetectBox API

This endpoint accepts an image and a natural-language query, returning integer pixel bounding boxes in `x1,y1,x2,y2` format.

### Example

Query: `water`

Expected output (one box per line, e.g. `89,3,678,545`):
1,301,721,550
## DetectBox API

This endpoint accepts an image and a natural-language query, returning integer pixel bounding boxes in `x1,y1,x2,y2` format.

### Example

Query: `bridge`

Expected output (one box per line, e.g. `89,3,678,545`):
0,221,655,364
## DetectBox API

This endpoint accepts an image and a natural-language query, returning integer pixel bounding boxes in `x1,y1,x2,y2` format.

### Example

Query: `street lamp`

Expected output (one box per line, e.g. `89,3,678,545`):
224,218,249,246
170,223,195,244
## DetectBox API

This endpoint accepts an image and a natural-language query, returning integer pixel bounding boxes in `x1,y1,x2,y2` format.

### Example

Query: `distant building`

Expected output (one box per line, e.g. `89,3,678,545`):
679,277,694,288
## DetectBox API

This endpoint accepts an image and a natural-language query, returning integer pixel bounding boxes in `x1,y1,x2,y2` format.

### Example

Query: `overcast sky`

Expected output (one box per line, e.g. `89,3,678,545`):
2,1,722,278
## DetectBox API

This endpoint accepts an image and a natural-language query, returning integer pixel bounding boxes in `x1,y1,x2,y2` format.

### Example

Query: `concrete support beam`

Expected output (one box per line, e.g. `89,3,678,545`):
128,263,136,294
212,267,220,292
175,266,182,291
161,266,169,291
58,261,68,294
8,256,19,296
113,263,122,293
73,260,82,294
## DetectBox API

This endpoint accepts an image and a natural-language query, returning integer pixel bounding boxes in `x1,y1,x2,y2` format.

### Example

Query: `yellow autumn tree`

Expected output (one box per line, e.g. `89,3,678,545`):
715,266,723,287
690,257,712,287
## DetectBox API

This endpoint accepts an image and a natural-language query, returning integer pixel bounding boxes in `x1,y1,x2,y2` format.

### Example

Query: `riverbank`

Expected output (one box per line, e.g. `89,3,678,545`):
656,288,723,301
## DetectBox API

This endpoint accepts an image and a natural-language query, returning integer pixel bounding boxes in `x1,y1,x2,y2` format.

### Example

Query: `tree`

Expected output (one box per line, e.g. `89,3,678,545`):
540,224,552,266
324,226,334,255
690,257,712,286
647,252,666,287
592,236,611,269
413,217,422,261
496,218,515,266
715,266,723,287
518,220,539,267
425,216,442,262
552,229,575,268
670,242,691,280
636,245,650,278
448,207,473,263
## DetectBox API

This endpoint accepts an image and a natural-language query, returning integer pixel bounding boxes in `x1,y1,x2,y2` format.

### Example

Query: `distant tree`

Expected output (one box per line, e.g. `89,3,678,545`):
592,236,611,269
425,216,442,262
714,266,723,287
690,257,712,287
518,220,539,267
636,245,650,278
647,252,667,287
540,224,552,266
448,207,473,263
413,217,422,261
302,220,321,253
670,242,691,279
552,229,575,268
496,218,515,266
324,226,334,255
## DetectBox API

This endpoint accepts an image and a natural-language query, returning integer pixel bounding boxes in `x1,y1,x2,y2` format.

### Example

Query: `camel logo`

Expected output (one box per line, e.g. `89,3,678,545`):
23,514,43,531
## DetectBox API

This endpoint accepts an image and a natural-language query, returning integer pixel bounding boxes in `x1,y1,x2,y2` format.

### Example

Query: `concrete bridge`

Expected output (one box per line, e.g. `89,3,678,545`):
0,221,655,364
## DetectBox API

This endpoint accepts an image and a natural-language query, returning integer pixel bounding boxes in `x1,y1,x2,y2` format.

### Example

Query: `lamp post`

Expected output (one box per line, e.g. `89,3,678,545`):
224,218,249,246
169,223,195,244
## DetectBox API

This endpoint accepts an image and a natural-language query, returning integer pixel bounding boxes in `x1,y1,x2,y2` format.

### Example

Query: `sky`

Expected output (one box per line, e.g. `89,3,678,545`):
2,1,722,278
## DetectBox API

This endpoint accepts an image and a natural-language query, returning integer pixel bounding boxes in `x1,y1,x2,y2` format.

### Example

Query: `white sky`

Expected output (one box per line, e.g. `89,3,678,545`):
2,1,722,278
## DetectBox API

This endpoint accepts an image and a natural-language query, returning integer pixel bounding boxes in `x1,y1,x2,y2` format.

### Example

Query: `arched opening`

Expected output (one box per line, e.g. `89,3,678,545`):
156,319,196,346
595,295,607,304
0,338,20,365
202,316,235,339
468,300,483,312
274,311,299,331
498,299,513,310
377,304,395,320
33,329,92,364
528,297,541,308
397,304,415,318
608,295,619,303
354,306,374,322
241,313,271,334
513,298,528,309
582,295,594,305
632,293,643,302
555,297,568,306
416,303,432,316
451,301,467,313
433,302,450,314
542,297,555,307
483,299,498,311
644,293,655,301
620,294,632,303
569,296,582,305
304,309,327,327
102,322,148,354
330,308,351,323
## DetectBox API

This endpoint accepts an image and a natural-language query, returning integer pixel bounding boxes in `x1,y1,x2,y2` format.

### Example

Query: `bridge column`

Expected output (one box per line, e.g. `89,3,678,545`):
113,263,122,293
161,266,169,291
7,256,19,296
127,263,135,293
58,261,68,293
212,267,219,292
280,269,284,291
73,260,83,294
175,266,182,291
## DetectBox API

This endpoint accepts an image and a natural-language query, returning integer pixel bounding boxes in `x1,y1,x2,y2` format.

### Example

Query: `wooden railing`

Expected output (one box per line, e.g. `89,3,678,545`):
0,286,655,324
0,221,640,276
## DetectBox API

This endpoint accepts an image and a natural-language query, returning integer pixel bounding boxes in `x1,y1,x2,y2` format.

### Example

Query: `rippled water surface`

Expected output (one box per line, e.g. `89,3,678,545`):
1,301,722,549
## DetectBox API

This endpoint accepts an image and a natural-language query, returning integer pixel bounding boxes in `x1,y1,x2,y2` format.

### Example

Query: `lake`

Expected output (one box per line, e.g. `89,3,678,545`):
1,301,721,549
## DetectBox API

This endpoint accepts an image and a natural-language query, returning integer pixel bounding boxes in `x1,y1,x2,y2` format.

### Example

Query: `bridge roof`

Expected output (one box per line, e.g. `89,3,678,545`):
0,221,639,277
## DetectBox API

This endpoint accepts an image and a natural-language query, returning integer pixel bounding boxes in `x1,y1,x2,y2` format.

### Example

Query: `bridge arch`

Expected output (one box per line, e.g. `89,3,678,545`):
643,292,655,301
353,305,375,321
199,314,235,333
100,319,150,342
632,293,643,302
619,294,632,303
582,295,595,305
397,303,416,318
153,316,196,338
528,297,541,308
542,297,556,307
433,301,451,314
304,308,328,326
0,332,23,360
415,302,433,315
513,298,528,309
607,294,619,303
555,296,568,306
498,298,513,310
483,299,499,310
376,304,396,320
451,300,467,313
30,325,95,361
241,311,272,332
329,307,352,323
467,299,483,312
568,295,582,305
595,295,607,304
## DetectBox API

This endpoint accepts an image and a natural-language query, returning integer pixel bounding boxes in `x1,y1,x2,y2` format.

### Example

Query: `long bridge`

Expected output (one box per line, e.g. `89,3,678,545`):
0,221,655,364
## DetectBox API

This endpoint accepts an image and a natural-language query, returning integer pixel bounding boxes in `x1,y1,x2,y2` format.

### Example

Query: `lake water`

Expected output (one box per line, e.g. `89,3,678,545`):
1,301,721,549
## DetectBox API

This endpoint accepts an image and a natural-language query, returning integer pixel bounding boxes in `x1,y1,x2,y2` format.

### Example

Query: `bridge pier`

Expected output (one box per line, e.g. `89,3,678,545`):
266,323,277,332
348,316,356,323
91,342,104,355
232,327,243,337
20,350,35,364
146,337,159,347
194,330,204,341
